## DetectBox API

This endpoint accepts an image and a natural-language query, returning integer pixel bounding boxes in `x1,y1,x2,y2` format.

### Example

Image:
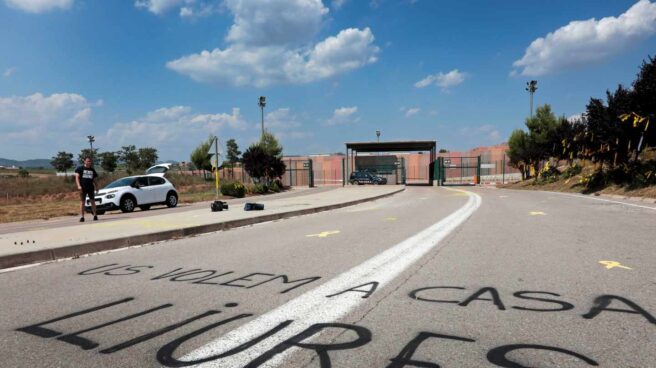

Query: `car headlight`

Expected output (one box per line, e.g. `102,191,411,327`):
106,194,115,199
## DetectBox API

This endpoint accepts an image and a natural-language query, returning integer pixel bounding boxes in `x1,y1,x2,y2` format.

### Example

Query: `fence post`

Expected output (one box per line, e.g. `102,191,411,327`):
502,154,506,184
476,156,481,185
308,159,314,188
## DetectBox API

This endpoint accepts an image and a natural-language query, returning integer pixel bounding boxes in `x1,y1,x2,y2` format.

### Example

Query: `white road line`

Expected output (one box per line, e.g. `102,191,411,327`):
181,188,481,367
542,191,656,211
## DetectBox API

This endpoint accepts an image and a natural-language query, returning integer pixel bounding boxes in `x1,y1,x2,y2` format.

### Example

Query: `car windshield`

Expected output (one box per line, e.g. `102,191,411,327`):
104,177,136,189
146,166,167,174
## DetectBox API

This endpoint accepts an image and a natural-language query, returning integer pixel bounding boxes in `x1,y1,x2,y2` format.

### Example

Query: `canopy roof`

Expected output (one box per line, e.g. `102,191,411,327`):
345,141,436,153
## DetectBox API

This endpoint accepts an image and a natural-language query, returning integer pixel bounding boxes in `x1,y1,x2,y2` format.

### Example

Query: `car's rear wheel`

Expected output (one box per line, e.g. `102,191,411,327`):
166,191,178,208
139,205,151,211
120,196,136,213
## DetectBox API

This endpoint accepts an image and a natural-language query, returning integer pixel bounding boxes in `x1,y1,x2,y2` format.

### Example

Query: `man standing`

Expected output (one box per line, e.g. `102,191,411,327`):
75,157,99,222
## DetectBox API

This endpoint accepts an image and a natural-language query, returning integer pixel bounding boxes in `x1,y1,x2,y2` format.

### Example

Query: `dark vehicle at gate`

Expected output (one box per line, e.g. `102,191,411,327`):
349,170,387,185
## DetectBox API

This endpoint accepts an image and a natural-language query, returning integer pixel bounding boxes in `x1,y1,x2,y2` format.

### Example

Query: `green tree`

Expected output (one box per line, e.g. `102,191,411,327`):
78,148,99,164
190,137,213,178
507,130,531,180
525,104,560,167
138,147,158,171
99,151,118,173
242,143,286,184
119,145,140,175
259,130,283,157
223,138,242,178
225,139,241,165
632,56,655,151
51,151,74,176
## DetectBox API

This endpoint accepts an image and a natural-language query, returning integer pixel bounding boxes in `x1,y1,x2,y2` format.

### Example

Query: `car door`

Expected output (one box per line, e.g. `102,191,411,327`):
148,176,167,203
134,176,154,204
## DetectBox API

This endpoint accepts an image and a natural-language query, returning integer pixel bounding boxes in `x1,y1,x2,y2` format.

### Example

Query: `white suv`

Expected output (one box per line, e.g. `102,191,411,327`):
86,175,178,214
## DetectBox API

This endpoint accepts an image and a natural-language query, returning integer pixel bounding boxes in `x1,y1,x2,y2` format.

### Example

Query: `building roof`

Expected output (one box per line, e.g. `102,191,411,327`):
345,140,436,153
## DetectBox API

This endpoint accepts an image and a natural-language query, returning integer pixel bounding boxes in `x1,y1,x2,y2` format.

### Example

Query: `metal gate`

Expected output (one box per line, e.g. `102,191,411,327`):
352,160,405,185
434,156,481,186
281,158,314,187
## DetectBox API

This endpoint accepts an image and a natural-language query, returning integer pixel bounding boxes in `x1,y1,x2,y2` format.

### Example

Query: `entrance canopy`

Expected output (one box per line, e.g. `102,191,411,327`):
346,141,436,154
345,140,437,185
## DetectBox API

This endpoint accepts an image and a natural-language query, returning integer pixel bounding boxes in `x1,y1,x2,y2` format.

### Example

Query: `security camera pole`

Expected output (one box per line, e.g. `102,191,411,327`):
526,80,538,118
258,96,266,138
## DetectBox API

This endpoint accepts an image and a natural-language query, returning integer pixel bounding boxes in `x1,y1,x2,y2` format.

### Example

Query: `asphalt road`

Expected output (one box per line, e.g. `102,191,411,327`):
0,186,654,367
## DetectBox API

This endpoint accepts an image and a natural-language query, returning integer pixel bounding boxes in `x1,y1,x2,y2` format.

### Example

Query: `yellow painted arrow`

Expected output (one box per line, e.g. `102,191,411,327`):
306,230,340,238
599,260,632,270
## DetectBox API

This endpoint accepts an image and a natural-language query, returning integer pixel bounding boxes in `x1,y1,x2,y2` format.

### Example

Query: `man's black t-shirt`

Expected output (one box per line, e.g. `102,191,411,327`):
75,166,98,190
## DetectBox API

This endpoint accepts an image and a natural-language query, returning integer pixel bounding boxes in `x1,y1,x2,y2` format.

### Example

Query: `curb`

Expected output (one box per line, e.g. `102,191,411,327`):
595,193,656,204
0,187,405,270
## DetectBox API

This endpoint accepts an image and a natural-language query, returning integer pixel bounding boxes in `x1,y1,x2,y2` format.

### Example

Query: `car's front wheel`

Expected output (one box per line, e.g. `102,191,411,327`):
166,191,178,208
120,196,136,213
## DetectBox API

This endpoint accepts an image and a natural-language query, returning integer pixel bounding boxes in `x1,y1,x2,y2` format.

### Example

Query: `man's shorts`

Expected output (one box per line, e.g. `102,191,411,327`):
80,187,96,202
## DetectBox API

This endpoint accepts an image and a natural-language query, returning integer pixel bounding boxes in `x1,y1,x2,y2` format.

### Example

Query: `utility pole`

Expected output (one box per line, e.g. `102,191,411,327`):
258,96,266,138
526,80,538,118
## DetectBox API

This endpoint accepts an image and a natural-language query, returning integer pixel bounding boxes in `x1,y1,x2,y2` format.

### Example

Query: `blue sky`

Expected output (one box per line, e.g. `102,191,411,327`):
1,0,655,161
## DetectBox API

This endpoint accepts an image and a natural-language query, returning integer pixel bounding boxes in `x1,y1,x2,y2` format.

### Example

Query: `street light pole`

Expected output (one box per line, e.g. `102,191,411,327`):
526,80,538,118
258,96,266,138
87,135,95,160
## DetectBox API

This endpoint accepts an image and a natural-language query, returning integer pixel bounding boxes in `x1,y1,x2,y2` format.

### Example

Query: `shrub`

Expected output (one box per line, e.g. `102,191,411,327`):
561,164,582,179
581,170,606,191
534,162,560,184
270,181,281,193
18,169,29,178
250,183,268,194
274,179,285,190
220,181,245,198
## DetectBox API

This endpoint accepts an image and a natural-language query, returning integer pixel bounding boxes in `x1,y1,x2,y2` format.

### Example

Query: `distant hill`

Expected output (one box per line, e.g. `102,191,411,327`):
0,158,53,169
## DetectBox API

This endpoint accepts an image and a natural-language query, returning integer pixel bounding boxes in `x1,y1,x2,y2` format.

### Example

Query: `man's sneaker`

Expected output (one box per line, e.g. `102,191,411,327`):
93,215,98,221
79,217,85,222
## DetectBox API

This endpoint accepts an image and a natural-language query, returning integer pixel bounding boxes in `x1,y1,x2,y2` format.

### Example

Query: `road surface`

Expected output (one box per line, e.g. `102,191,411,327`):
0,186,654,367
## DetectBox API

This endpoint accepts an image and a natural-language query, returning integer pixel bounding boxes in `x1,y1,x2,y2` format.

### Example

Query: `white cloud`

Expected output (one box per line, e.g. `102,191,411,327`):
0,92,94,158
265,108,301,129
105,105,246,149
403,107,420,118
415,69,467,90
324,106,359,126
459,124,502,143
260,108,312,141
4,0,73,13
0,92,93,131
167,0,379,87
179,2,219,19
225,0,327,46
3,67,17,77
512,0,656,76
135,0,188,15
332,0,347,9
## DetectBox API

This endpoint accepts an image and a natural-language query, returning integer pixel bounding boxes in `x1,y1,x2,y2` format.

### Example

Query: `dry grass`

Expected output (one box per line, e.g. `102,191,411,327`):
0,184,238,223
0,172,274,223
500,164,656,199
